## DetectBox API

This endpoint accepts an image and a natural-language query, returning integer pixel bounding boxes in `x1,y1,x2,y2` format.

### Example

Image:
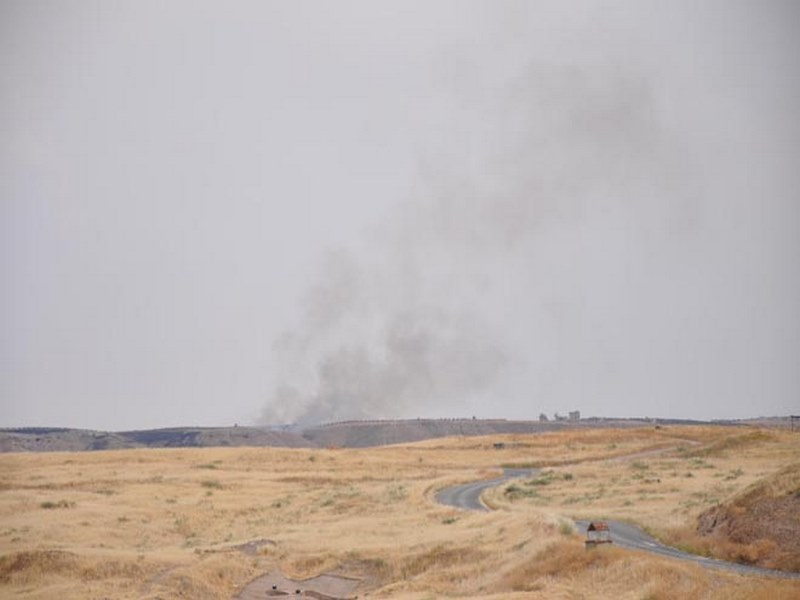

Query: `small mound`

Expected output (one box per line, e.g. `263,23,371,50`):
697,463,800,571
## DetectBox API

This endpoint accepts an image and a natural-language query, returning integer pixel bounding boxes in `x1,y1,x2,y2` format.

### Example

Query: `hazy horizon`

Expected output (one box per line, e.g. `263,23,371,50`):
3,1,799,430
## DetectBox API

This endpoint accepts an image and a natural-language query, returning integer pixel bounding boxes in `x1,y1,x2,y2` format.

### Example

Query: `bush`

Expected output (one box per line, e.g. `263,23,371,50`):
40,500,74,509
386,484,408,503
558,520,574,535
505,484,539,500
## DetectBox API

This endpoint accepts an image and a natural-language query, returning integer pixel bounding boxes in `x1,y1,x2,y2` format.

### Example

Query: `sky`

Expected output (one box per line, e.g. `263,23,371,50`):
2,1,798,430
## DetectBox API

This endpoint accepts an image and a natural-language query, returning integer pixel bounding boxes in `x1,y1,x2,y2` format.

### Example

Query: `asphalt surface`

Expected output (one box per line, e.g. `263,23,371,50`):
435,468,537,511
574,519,799,579
436,471,800,580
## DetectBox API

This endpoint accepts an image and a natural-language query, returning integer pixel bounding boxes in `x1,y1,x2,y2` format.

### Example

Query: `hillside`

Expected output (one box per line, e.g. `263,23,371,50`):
0,420,603,452
697,463,800,571
0,426,311,452
299,417,667,448
302,418,565,448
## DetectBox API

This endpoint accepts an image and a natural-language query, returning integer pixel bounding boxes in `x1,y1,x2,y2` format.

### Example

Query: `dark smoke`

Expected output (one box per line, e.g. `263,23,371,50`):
263,63,673,426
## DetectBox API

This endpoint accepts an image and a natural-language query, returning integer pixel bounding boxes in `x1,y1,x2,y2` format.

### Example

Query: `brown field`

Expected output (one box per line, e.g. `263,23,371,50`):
1,425,798,599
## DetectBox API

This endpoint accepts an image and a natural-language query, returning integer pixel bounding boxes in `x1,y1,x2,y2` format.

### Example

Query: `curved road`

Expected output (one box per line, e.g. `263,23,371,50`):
436,471,799,580
436,468,537,511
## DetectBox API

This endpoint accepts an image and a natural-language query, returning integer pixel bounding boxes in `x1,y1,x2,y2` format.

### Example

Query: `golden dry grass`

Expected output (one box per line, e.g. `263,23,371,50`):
0,425,798,598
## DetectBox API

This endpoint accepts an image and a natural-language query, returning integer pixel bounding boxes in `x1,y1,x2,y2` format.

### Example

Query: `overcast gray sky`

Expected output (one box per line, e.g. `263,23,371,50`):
2,1,798,430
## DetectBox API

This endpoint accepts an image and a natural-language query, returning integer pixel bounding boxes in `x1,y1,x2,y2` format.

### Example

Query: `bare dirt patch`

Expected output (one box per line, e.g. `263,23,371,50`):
236,570,362,599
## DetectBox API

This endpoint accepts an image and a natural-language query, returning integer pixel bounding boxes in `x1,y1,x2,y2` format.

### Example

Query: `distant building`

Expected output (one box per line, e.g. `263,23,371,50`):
569,410,580,421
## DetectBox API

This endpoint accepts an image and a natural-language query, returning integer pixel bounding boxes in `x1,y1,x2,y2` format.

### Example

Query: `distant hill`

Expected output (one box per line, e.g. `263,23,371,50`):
300,416,737,448
303,418,587,447
0,416,753,453
0,426,311,452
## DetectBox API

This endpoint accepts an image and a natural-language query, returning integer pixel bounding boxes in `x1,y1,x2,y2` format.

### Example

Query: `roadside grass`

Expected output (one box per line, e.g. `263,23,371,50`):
488,428,800,577
661,462,800,572
501,538,800,599
504,539,626,590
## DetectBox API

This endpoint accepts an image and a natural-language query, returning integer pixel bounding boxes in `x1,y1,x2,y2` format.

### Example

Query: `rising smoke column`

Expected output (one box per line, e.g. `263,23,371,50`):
262,62,675,426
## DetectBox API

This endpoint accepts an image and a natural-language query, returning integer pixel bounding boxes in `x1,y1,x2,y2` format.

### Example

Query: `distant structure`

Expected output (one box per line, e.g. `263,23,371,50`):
553,411,580,422
539,413,549,422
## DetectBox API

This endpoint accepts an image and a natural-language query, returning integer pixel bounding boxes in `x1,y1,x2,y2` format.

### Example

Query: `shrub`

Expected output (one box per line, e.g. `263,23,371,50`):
558,520,574,535
505,484,539,500
40,500,74,509
386,484,408,503
526,471,555,486
724,468,744,481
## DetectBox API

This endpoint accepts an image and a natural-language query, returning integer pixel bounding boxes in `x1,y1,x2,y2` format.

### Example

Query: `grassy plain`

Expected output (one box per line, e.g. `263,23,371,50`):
0,425,798,598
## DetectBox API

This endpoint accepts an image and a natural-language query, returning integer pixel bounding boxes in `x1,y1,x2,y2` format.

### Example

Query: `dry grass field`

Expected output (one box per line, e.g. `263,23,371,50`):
1,425,798,599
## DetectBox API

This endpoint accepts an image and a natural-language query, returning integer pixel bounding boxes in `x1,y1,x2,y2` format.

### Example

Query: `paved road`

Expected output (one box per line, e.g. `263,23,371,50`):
436,472,799,580
574,519,799,579
435,468,537,511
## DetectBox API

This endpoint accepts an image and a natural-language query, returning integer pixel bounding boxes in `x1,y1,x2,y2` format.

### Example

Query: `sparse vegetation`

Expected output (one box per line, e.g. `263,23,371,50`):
724,468,744,481
666,462,800,572
194,462,219,470
200,479,223,489
385,483,408,502
505,483,538,500
0,425,798,599
40,500,74,510
526,470,556,486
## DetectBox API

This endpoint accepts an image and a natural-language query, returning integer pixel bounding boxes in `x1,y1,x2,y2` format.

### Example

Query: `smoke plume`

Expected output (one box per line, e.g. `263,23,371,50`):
263,62,673,425
262,3,800,425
